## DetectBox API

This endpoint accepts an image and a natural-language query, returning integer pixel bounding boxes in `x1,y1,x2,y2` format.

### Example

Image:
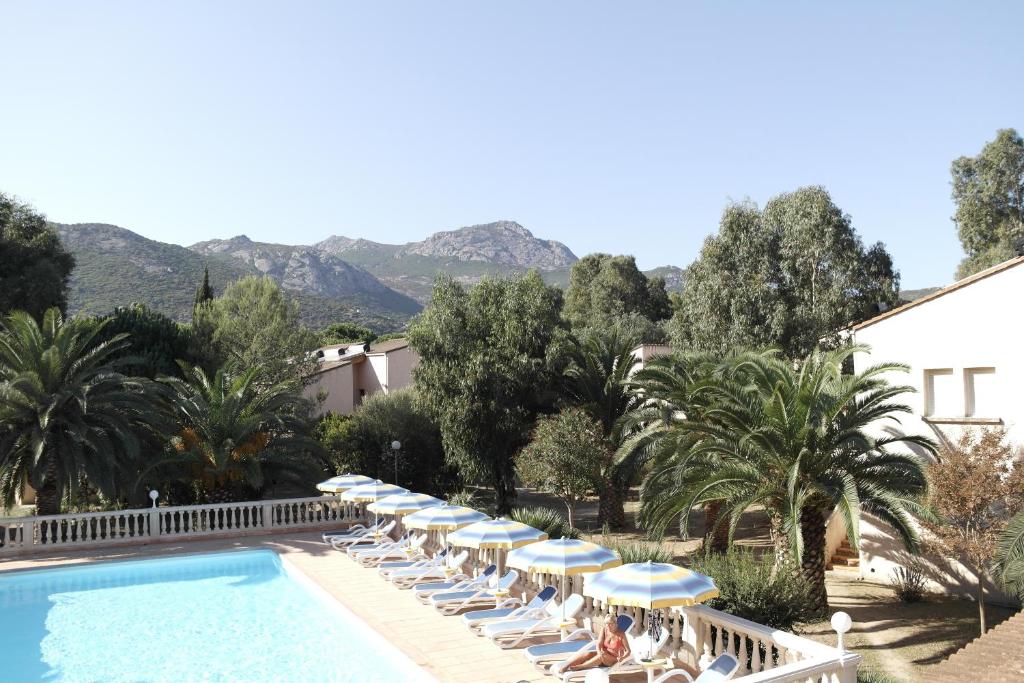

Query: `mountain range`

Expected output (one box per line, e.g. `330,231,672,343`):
56,220,682,331
54,220,934,332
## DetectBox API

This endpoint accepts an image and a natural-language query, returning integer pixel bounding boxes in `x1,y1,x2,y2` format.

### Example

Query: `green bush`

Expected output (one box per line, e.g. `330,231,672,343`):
446,489,484,511
604,540,674,563
689,548,815,630
857,671,902,683
511,507,580,539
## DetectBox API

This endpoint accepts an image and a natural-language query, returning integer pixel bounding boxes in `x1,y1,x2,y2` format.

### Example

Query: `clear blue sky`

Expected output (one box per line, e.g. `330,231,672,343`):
2,2,1021,288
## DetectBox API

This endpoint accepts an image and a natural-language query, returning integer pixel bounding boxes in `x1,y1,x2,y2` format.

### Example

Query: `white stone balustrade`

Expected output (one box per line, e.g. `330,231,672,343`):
420,535,859,683
0,495,363,556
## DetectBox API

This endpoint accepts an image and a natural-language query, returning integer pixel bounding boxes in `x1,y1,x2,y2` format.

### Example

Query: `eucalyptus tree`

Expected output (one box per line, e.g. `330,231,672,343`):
0,309,164,515
639,346,935,613
951,128,1024,278
671,188,899,359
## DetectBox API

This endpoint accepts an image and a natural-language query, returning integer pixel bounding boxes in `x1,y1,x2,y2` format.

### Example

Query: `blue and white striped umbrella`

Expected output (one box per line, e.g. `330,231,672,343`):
584,561,719,609
316,474,376,493
402,505,490,532
366,492,444,516
340,481,409,503
446,519,548,550
507,538,621,576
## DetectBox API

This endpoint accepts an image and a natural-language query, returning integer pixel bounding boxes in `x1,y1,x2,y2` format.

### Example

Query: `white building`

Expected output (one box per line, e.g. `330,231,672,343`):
304,338,418,416
849,255,1024,598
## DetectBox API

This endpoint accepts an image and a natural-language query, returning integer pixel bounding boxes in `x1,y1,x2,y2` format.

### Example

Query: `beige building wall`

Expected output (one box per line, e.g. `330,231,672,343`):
383,347,418,392
852,258,1024,601
305,363,356,416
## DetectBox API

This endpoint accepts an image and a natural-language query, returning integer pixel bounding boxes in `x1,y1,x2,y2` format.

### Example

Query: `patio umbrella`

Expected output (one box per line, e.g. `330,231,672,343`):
447,519,547,575
316,473,375,493
402,504,491,548
367,492,443,517
341,481,409,529
584,561,719,658
507,538,620,621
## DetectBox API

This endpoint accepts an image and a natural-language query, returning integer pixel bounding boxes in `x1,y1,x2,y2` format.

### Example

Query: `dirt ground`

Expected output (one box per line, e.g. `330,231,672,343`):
510,486,1020,683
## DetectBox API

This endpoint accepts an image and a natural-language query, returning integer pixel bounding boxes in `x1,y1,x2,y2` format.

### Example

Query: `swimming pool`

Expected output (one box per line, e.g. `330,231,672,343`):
0,549,434,682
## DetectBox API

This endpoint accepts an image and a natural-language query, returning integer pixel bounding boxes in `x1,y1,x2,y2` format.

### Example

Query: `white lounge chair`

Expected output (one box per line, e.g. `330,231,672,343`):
353,533,428,567
430,570,520,615
652,654,739,682
462,585,557,633
524,615,634,671
330,520,397,550
378,546,451,580
413,565,497,603
344,527,408,557
484,594,585,649
320,519,385,544
556,626,672,682
389,550,469,588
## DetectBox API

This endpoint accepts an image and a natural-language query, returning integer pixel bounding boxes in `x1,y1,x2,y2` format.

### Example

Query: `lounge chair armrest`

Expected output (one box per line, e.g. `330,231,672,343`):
495,597,524,609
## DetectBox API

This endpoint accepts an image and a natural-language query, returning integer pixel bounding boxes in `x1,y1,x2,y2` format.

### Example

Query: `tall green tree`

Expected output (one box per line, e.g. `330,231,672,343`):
951,128,1024,278
517,408,604,529
0,309,164,515
563,253,671,337
192,276,320,386
561,328,643,528
0,193,75,321
639,346,935,614
89,304,201,379
671,188,900,359
320,321,377,345
316,389,456,495
408,272,564,513
193,265,214,314
145,364,323,503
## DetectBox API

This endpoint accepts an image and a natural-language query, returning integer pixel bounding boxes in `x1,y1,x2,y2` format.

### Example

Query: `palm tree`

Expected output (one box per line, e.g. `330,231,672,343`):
618,349,734,550
0,309,163,515
146,365,322,502
996,511,1024,601
639,346,935,613
561,329,643,528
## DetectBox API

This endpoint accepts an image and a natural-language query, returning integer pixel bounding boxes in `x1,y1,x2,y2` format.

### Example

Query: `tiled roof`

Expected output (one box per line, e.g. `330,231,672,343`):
368,338,409,354
929,608,1024,682
853,255,1024,331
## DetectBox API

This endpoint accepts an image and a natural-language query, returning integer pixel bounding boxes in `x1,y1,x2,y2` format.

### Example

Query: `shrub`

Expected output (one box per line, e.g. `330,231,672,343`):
857,671,902,683
511,507,580,539
603,540,674,564
446,489,484,511
689,548,816,630
889,562,927,602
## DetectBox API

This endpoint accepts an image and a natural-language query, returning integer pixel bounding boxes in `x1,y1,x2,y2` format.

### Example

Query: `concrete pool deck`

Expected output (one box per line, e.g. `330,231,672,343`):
0,532,651,683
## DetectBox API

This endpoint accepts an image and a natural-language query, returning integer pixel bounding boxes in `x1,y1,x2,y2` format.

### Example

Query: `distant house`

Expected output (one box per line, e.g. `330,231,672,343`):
630,343,672,371
304,338,418,416
849,255,1024,598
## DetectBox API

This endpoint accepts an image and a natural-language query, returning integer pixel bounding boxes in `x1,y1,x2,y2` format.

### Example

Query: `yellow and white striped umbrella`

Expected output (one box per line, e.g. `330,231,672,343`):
340,481,408,503
402,505,490,531
507,538,621,576
316,474,376,493
584,561,718,609
367,492,444,516
446,519,547,550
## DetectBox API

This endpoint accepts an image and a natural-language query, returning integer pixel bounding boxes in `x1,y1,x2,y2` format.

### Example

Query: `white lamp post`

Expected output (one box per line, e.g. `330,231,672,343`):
831,611,853,653
391,440,401,485
149,489,159,509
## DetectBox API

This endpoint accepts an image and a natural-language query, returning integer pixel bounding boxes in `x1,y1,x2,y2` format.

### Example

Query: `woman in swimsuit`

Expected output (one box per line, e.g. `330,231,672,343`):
564,616,632,671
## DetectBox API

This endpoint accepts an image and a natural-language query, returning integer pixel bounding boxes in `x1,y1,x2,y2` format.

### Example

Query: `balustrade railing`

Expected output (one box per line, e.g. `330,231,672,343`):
0,495,363,557
418,534,859,682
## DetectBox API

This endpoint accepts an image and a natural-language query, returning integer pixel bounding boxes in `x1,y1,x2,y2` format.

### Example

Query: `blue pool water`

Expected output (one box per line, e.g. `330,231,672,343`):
0,550,433,682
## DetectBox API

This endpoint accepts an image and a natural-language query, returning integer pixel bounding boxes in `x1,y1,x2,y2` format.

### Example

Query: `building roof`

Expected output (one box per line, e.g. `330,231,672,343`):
853,255,1024,331
368,338,410,354
929,608,1024,682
